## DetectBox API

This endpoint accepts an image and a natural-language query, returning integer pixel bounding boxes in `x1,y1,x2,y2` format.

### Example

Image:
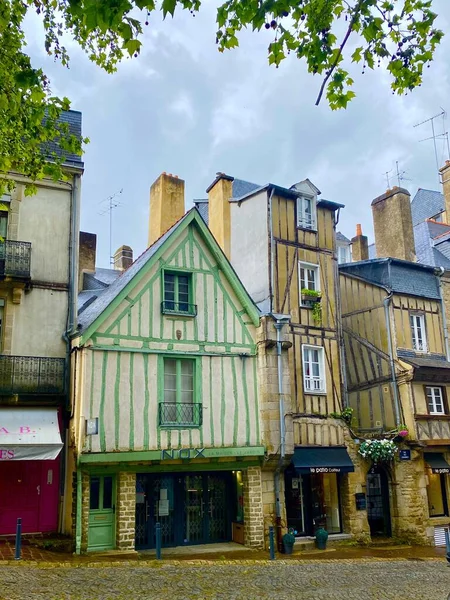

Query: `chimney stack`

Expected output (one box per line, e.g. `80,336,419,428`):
78,231,96,291
351,224,369,262
148,173,185,246
206,173,234,258
113,245,133,271
371,186,415,262
440,160,450,223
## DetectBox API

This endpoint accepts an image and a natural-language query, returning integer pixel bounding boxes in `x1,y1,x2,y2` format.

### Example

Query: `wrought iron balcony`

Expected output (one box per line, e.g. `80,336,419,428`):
0,241,31,279
0,356,65,395
161,300,197,316
159,402,202,427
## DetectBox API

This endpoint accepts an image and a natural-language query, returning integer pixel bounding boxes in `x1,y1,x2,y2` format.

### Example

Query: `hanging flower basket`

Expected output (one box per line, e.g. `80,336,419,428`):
358,439,398,463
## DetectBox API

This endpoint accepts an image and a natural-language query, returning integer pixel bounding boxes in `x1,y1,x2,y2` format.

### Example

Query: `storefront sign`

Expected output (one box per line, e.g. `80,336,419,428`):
399,450,411,461
309,467,342,473
161,448,206,460
431,467,450,474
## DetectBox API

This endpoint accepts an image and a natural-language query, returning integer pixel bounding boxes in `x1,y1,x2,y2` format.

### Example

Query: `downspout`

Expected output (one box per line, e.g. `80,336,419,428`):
273,315,290,551
60,172,81,534
383,291,401,426
268,188,276,313
333,211,348,407
75,467,82,554
436,267,450,361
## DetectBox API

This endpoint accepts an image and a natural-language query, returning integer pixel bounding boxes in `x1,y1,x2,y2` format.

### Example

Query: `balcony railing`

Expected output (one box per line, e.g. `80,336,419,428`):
159,402,202,427
161,301,197,316
0,241,31,278
0,356,65,395
304,376,325,393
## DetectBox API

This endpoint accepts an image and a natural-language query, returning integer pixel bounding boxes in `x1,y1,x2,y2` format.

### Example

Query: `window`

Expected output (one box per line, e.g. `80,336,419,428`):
297,195,316,230
299,262,319,292
162,271,196,316
161,358,200,426
427,471,448,517
337,245,351,264
89,475,113,511
302,345,326,393
410,313,427,352
426,386,446,415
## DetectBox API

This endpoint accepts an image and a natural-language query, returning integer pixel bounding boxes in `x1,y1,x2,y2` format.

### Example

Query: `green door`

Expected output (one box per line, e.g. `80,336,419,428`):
88,475,115,551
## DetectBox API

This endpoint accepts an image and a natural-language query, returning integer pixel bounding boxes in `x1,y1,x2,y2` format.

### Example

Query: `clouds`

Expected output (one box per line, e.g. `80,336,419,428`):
22,0,450,264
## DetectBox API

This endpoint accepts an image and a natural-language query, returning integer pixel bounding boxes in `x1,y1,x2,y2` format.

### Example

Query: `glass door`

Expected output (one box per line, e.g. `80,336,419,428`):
184,474,205,544
207,474,229,542
135,474,176,549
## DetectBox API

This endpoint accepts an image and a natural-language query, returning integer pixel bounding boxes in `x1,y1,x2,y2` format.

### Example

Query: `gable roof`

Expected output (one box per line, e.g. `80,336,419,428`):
76,208,260,343
411,188,444,226
413,220,450,269
336,232,351,244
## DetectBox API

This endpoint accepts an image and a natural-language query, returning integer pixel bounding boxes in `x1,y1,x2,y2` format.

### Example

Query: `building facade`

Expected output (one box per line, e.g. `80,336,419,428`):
66,174,290,553
204,174,367,545
0,110,83,535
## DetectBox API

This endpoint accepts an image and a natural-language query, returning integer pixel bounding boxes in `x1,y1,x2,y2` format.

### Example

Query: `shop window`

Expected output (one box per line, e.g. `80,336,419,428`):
302,345,326,393
297,195,316,230
410,313,427,352
425,386,447,415
162,271,196,316
427,471,448,517
160,357,201,427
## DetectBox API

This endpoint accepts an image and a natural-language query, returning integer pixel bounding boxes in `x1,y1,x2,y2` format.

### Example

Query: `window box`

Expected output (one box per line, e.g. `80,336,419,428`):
301,292,321,306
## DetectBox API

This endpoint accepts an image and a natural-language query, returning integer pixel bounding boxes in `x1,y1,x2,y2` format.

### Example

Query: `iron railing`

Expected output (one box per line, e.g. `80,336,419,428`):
0,356,65,395
0,241,31,278
159,402,202,427
161,301,197,316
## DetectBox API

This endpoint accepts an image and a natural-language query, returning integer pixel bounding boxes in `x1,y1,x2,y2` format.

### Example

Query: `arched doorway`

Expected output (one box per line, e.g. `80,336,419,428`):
366,465,391,537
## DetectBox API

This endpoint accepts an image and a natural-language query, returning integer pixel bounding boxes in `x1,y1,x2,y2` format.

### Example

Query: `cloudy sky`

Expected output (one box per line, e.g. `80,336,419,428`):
26,1,450,267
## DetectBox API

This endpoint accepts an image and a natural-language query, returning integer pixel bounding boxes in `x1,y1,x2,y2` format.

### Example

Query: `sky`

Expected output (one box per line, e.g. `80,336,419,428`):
25,1,450,267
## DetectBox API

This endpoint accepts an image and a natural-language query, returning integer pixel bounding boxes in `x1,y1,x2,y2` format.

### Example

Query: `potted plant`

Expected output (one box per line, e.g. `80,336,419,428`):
282,528,296,554
301,288,322,305
314,517,329,550
358,438,398,463
393,425,409,443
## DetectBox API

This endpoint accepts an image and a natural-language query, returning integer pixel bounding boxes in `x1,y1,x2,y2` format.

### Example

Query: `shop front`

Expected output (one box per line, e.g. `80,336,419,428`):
0,408,63,535
285,446,355,536
424,451,450,545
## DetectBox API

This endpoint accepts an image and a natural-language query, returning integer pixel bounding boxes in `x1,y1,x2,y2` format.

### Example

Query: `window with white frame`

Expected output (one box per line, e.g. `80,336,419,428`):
299,262,319,299
410,313,427,352
337,244,351,264
302,345,326,393
426,386,446,415
297,195,316,230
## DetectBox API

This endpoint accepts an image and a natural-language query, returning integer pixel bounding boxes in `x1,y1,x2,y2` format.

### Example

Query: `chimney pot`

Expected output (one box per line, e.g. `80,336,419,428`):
113,245,133,272
356,224,362,237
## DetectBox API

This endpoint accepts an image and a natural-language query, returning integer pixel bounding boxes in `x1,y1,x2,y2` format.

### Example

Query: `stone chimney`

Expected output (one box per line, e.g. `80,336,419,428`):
78,231,96,291
440,160,450,223
351,224,369,262
148,173,185,246
371,186,415,262
113,245,133,271
206,173,234,258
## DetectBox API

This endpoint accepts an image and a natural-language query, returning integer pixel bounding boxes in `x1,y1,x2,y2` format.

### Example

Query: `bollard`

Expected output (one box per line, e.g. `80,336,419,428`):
14,518,22,561
445,529,450,564
269,525,275,560
155,522,162,560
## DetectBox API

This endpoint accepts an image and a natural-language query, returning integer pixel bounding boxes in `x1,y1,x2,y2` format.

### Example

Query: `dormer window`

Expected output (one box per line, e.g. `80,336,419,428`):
297,195,316,230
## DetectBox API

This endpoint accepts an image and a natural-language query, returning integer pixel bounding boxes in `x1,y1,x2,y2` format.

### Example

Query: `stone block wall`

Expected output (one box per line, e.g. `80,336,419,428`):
116,472,136,551
80,471,90,553
243,466,265,549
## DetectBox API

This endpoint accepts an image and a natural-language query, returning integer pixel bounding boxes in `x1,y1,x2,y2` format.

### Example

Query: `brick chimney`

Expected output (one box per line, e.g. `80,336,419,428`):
78,231,96,291
206,173,234,258
148,173,185,246
351,224,369,262
113,245,133,271
440,160,450,222
371,186,415,262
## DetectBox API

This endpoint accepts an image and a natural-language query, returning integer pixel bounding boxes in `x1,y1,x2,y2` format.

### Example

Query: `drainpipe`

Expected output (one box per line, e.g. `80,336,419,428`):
268,188,276,313
436,267,450,361
272,314,290,551
383,291,401,426
75,467,82,554
60,172,81,534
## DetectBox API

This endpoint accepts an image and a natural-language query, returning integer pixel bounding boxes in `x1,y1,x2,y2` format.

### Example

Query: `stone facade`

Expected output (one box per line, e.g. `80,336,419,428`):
116,472,136,551
243,466,265,549
80,472,90,553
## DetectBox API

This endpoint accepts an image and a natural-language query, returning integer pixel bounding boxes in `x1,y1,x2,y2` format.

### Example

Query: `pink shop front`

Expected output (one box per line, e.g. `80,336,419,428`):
0,408,63,535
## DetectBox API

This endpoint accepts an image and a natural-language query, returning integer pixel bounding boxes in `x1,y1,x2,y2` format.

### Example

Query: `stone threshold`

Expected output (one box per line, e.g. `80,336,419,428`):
295,534,352,544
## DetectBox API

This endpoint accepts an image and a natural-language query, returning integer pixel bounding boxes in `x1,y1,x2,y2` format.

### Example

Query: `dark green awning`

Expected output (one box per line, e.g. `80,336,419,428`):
293,446,355,474
425,453,450,474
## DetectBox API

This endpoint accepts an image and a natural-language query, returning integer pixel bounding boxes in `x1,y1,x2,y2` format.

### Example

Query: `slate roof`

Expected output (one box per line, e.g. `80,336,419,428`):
339,258,440,300
413,220,450,269
83,268,121,291
336,232,351,243
193,199,209,224
411,188,444,226
42,110,84,169
232,179,260,199
397,348,448,366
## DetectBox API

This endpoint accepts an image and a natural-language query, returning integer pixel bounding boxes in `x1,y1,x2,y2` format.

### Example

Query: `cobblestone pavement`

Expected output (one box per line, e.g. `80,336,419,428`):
0,560,449,600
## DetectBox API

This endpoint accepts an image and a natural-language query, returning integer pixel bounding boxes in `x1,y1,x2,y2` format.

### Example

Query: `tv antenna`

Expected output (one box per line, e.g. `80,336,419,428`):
383,161,410,189
414,109,450,187
99,188,124,267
